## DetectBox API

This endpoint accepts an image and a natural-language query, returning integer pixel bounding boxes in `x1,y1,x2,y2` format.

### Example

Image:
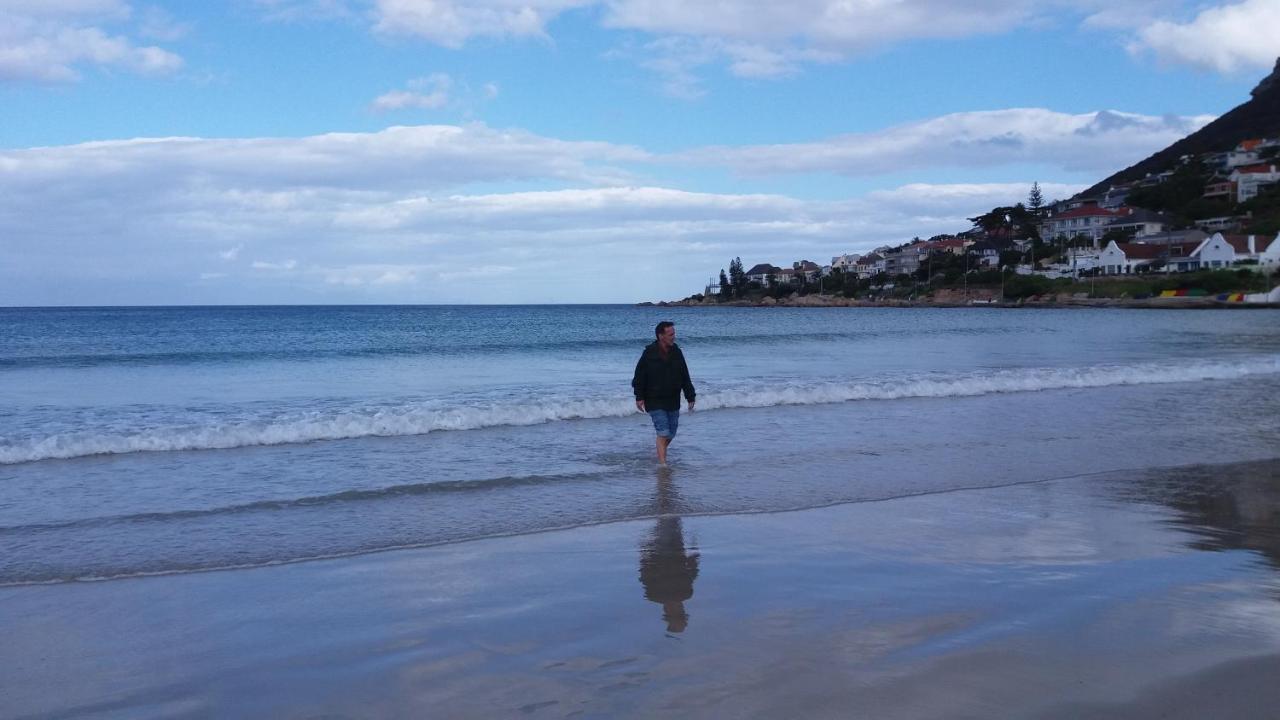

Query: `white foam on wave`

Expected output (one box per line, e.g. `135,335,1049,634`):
3,355,1277,465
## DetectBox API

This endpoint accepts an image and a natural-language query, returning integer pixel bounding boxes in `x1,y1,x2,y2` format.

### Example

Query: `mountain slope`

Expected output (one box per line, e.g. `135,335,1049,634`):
1079,58,1280,199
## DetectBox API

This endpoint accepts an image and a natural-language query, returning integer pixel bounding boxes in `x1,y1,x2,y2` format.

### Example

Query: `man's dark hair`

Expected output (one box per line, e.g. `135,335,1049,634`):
655,321,674,338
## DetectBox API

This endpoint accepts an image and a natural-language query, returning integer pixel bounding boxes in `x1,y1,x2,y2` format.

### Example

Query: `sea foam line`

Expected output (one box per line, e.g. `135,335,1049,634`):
2,356,1277,465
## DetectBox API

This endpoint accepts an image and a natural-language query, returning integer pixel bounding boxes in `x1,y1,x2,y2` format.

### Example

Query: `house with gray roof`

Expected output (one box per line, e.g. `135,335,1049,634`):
744,263,781,286
1104,208,1173,238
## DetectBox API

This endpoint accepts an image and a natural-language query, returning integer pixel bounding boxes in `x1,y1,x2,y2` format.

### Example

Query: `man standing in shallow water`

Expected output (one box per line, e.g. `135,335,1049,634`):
632,321,696,465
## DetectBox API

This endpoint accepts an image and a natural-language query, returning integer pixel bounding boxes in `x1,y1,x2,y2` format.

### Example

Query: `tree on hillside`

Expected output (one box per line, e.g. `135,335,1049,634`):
1241,182,1280,235
730,257,747,296
1124,158,1211,216
719,269,730,298
822,267,844,294
969,203,1041,242
1028,182,1044,212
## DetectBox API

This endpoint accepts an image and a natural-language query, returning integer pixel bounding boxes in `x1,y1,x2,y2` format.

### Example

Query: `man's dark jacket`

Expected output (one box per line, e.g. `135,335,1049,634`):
632,342,696,411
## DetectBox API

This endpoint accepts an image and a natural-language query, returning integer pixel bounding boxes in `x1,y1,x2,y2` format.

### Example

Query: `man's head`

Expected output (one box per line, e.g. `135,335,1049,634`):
655,321,676,348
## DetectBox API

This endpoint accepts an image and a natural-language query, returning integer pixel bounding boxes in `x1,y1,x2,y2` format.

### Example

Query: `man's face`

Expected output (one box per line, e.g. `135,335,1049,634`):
659,326,676,347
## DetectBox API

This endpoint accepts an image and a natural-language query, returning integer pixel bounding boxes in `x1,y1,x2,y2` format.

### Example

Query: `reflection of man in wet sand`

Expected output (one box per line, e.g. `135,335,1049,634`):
638,469,700,633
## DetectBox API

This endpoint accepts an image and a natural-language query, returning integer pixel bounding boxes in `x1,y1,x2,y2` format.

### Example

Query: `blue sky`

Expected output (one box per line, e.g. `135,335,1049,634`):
3,0,1279,304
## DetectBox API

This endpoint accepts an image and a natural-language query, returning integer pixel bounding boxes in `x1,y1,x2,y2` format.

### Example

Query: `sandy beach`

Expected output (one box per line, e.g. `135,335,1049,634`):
4,458,1279,719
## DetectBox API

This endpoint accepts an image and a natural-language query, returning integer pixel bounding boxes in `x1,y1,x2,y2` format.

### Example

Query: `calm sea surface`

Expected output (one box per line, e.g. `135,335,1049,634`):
2,305,1279,585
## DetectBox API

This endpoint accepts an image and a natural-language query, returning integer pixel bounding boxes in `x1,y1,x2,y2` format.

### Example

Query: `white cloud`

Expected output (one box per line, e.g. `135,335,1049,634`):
365,1,1039,82
618,35,840,98
319,264,425,286
252,259,298,270
1128,0,1280,73
0,116,1165,304
678,108,1214,176
138,5,191,42
437,264,515,282
870,182,1084,210
365,0,1050,52
0,1,130,20
333,186,809,233
0,124,648,197
252,0,356,23
357,1,1266,89
1081,0,1173,30
0,1,183,82
601,0,1037,51
372,73,453,111
371,0,591,47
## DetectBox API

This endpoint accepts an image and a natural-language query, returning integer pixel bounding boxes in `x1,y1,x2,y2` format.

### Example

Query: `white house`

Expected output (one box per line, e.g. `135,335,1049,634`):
830,253,861,271
1099,240,1164,274
1196,215,1245,233
1099,183,1134,209
1223,233,1280,271
930,238,969,254
968,241,1000,268
1099,232,1276,274
1195,234,1237,269
744,263,781,286
882,249,920,276
1259,234,1280,272
1229,163,1280,202
793,260,823,283
1104,208,1171,238
1066,249,1101,273
1042,206,1122,246
854,253,885,279
1223,138,1279,170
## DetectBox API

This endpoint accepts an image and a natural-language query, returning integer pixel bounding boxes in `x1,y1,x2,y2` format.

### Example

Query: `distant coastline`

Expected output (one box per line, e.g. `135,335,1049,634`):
644,291,1280,309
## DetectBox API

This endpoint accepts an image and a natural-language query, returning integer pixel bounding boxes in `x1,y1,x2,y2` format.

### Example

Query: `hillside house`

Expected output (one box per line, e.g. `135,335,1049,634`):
882,249,920,277
970,241,1001,268
1229,163,1280,202
854,253,885,279
929,238,968,254
830,254,861,271
793,260,823,283
1196,234,1238,269
1099,183,1134,209
1223,234,1280,270
1099,241,1164,274
1203,177,1237,201
744,263,781,286
1104,208,1171,238
1130,231,1210,273
1195,215,1246,233
1042,206,1122,246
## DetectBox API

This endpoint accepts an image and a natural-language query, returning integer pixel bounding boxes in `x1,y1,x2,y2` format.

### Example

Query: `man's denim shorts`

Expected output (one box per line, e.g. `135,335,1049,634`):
647,408,680,438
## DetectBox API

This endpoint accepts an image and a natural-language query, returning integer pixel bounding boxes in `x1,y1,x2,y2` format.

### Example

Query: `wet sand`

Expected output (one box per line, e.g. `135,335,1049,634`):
3,459,1280,719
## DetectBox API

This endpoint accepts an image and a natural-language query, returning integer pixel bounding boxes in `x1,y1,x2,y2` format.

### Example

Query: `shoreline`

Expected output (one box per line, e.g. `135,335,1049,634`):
646,294,1280,309
5,458,1280,718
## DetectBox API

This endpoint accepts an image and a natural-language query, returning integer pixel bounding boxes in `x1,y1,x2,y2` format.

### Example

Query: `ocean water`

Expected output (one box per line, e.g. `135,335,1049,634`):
2,305,1279,585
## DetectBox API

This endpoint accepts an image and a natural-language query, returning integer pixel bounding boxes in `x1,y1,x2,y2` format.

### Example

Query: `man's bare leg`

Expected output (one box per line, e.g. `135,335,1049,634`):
656,435,670,465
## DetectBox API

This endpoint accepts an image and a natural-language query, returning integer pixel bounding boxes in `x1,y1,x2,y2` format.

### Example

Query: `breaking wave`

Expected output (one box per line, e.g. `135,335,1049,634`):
3,355,1277,465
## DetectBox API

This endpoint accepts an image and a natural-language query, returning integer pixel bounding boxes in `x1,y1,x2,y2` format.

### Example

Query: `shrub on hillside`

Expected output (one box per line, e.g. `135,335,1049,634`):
1001,274,1054,300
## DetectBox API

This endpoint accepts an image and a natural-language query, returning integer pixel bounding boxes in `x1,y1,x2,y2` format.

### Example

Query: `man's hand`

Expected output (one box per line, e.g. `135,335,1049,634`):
687,401,695,413
636,399,646,412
